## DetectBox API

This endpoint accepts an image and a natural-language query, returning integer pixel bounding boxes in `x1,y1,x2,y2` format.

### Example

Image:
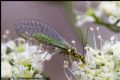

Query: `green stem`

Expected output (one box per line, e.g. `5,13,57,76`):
92,14,120,32
60,2,87,54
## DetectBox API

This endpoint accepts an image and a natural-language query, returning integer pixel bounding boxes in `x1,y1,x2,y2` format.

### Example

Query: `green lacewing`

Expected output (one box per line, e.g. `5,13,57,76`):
15,19,85,63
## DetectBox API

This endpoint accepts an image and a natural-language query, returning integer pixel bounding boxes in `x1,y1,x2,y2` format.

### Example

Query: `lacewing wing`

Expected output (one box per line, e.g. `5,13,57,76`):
15,19,70,49
15,19,85,63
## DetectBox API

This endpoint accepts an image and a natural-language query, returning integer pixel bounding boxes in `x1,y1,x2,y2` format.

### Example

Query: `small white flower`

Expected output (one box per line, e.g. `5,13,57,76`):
35,74,43,78
108,16,118,24
99,1,120,25
1,61,12,77
18,65,27,72
1,43,13,61
31,62,44,73
71,61,81,75
76,16,88,27
63,60,69,68
80,72,87,80
88,61,96,69
99,2,116,15
100,72,116,79
76,15,94,27
1,43,7,57
9,52,18,61
90,27,94,31
5,40,16,50
12,66,20,75
111,41,120,59
101,41,112,54
71,40,75,44
31,53,45,72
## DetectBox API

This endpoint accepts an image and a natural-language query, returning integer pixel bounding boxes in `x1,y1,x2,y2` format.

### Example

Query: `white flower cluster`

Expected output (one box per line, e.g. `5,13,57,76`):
1,30,54,79
99,1,120,26
74,40,120,80
75,1,120,27
64,27,120,80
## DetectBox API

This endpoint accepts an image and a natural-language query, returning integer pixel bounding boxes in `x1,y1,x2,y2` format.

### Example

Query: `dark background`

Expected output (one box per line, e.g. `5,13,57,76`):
1,1,120,80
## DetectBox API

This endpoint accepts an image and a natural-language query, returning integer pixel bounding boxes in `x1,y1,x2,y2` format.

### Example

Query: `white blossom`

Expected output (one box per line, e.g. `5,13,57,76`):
99,1,120,26
1,36,53,78
67,35,120,80
1,61,12,77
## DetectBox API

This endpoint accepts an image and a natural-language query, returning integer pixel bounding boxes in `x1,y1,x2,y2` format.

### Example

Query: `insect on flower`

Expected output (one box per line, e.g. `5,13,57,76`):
15,19,85,63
